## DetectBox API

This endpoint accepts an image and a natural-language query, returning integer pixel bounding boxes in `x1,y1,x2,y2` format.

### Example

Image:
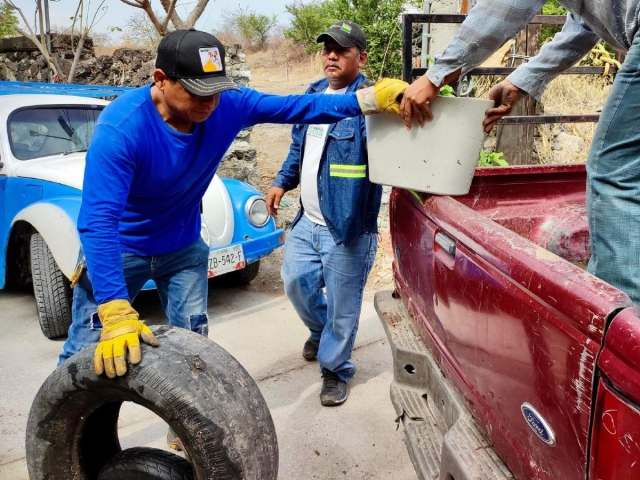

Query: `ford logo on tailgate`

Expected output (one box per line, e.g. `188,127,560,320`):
521,403,556,446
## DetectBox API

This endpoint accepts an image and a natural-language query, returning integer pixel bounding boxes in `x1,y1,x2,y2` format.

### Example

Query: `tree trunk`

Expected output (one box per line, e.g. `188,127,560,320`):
495,23,541,165
67,31,87,83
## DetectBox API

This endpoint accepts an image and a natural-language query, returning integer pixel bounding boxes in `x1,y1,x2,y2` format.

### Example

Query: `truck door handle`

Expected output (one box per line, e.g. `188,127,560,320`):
435,233,456,256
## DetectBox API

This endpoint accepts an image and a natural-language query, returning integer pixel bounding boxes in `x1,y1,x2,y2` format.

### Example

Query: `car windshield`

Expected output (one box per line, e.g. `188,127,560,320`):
9,105,104,160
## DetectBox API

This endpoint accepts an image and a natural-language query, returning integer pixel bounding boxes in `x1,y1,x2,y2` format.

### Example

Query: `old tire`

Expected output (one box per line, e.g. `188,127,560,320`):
26,326,278,480
98,447,193,480
225,260,260,285
29,232,72,339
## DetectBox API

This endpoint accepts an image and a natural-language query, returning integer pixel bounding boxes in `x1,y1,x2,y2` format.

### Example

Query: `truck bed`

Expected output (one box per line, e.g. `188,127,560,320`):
458,165,590,268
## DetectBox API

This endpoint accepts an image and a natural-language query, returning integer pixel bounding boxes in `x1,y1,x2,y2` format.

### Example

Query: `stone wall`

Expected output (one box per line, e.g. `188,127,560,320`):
0,36,257,186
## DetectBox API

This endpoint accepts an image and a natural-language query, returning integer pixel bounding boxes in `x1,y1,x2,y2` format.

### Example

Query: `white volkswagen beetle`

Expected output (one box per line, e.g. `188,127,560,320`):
0,82,284,338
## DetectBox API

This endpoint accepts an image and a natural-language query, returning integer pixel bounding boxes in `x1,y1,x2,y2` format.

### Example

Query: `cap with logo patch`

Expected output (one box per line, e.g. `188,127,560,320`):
316,21,367,52
156,29,240,97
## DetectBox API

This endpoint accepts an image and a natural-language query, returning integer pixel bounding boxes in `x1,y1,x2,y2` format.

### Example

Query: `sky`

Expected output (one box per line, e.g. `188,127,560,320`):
13,0,293,37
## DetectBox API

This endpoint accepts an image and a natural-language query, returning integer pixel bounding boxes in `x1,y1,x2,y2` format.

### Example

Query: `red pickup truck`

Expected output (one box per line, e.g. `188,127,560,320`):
376,164,640,479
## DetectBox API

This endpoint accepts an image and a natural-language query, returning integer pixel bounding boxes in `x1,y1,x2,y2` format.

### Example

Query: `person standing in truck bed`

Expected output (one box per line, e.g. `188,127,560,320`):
401,0,640,304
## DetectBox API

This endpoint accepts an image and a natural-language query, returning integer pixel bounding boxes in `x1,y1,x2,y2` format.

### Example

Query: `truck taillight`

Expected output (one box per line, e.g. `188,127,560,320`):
590,379,640,479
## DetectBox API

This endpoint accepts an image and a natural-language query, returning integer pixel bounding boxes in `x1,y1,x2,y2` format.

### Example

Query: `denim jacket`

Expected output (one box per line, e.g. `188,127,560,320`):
273,73,382,247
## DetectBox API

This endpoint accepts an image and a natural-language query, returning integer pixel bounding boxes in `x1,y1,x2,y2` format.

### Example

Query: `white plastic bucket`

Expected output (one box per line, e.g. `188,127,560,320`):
365,96,493,196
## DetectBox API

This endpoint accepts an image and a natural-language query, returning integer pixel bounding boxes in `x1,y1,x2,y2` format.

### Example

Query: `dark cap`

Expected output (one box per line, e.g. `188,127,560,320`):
316,21,367,51
156,29,240,97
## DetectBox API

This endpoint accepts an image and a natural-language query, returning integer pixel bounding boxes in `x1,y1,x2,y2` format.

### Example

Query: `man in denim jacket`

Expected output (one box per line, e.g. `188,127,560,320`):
267,21,380,406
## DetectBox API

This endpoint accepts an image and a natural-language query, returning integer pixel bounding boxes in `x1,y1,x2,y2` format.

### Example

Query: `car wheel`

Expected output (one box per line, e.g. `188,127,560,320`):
98,447,193,480
26,326,279,480
29,232,72,339
224,260,260,285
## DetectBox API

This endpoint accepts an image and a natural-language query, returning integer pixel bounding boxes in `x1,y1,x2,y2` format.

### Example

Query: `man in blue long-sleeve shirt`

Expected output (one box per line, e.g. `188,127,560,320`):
58,29,408,384
401,0,640,305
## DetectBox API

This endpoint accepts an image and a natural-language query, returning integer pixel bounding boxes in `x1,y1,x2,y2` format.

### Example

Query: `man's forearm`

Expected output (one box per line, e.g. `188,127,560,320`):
239,88,362,127
426,0,545,88
78,124,135,305
79,226,129,304
507,13,601,99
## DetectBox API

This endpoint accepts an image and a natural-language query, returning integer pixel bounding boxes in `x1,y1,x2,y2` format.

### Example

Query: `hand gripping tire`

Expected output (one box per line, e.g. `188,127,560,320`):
26,326,278,480
98,447,193,480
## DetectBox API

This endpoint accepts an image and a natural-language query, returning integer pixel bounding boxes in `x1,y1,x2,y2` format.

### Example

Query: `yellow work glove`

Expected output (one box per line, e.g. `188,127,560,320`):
94,299,158,378
355,78,409,116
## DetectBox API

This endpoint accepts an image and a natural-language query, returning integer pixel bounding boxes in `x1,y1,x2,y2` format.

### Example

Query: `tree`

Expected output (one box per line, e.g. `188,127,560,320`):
285,0,418,79
91,31,116,48
0,1,18,38
119,0,211,36
67,0,109,82
284,1,332,54
327,0,419,79
123,10,168,49
222,6,278,50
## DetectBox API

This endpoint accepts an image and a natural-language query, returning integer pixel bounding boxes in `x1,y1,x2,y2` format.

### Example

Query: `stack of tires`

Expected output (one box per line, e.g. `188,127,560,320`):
26,326,278,480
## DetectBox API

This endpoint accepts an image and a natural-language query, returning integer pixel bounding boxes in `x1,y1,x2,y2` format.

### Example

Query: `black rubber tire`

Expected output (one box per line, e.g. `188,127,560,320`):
26,326,278,480
29,232,72,339
98,447,193,480
224,260,260,285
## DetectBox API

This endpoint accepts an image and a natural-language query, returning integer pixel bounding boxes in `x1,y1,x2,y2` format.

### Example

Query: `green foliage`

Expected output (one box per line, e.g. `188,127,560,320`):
124,11,167,49
285,0,418,79
540,0,567,45
223,6,278,50
237,12,278,50
284,1,333,54
0,2,19,39
478,150,508,167
439,85,455,97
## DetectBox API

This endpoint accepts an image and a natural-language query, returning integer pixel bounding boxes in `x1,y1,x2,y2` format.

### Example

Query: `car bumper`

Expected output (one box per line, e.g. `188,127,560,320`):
240,228,286,264
142,229,285,290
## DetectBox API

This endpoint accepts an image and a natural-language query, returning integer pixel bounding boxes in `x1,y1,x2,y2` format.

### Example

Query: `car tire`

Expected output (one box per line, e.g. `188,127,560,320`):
225,260,260,285
98,447,193,480
26,326,278,480
29,232,72,339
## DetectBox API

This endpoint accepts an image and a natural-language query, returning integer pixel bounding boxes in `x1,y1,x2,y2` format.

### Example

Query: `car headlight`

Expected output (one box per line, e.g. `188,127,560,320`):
245,196,270,227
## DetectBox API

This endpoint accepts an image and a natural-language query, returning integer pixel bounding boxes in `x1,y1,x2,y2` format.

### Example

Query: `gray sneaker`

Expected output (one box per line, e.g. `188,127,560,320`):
320,370,348,406
302,337,320,361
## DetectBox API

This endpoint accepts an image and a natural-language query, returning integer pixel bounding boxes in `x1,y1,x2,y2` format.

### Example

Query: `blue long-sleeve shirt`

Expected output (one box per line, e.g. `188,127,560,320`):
79,84,361,304
426,0,638,99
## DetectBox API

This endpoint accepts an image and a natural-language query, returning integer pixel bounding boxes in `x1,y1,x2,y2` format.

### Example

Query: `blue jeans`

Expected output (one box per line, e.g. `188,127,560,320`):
58,238,210,365
587,29,640,304
281,216,378,382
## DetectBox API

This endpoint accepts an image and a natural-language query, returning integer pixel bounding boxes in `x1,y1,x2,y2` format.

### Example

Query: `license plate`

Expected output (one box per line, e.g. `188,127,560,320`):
208,245,245,278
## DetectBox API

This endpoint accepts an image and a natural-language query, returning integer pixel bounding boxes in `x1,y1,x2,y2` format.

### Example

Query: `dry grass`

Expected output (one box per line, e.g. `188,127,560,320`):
537,75,610,163
473,73,611,164
247,49,323,93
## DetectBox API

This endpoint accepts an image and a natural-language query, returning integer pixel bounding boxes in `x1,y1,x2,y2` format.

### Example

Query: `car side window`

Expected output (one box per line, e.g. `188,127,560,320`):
8,106,104,160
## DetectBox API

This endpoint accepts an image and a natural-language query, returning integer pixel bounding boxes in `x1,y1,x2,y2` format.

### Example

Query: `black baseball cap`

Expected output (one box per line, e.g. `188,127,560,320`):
156,29,240,97
316,21,367,51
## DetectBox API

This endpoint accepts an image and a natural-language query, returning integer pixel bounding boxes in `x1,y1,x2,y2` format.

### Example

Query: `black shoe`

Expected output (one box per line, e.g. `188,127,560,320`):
320,370,348,406
302,337,320,361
